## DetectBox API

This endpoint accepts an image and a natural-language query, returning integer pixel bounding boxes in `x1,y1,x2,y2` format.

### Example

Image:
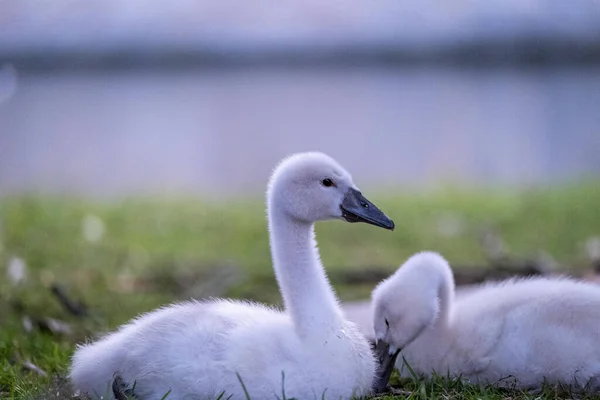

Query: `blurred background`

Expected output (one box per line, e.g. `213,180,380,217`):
2,0,600,196
1,1,600,397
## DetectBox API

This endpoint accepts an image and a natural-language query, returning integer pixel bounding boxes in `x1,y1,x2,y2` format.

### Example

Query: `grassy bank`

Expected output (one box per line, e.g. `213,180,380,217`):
1,182,599,399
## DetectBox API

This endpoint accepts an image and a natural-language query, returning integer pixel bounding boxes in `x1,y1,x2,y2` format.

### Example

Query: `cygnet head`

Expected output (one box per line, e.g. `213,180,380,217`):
267,152,394,229
371,251,452,393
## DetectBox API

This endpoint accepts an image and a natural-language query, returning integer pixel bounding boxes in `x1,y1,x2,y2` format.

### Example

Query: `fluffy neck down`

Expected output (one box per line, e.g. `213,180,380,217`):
268,207,342,338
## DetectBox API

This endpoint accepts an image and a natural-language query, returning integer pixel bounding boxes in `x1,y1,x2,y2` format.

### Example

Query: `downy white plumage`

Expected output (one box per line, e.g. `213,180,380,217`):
372,251,600,393
70,152,395,400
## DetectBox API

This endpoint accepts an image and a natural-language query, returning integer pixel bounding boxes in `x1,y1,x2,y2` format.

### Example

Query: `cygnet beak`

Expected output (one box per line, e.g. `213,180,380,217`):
372,340,401,393
340,188,395,230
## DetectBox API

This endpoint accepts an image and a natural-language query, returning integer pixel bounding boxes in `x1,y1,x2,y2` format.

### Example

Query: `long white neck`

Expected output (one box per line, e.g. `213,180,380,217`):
433,267,454,329
268,207,343,338
407,269,455,367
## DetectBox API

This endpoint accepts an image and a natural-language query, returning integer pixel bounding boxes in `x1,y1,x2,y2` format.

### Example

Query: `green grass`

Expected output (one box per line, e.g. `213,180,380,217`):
1,182,600,399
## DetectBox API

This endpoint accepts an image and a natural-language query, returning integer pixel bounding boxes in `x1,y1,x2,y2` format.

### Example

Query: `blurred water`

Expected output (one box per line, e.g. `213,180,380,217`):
3,0,600,56
1,66,599,198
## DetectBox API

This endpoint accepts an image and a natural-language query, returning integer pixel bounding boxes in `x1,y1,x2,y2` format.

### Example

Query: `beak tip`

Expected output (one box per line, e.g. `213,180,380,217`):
383,218,395,231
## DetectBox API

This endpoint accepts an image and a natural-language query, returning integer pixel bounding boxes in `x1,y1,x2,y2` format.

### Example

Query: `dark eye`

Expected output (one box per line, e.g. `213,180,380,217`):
385,318,389,328
321,178,334,187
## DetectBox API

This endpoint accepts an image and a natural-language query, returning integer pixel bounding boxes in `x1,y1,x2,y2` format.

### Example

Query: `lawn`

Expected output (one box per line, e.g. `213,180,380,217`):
1,182,600,399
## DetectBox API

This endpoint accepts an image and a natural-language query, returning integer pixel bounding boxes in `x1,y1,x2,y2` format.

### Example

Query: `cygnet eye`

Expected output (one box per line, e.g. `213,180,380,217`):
321,178,336,187
385,318,390,328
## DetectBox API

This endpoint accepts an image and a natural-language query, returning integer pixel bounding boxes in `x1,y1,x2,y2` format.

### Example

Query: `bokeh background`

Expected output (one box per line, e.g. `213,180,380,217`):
1,1,600,398
2,0,600,196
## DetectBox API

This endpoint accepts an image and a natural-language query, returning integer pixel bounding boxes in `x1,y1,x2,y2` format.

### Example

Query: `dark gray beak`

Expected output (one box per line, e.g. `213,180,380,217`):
340,188,395,231
373,340,401,393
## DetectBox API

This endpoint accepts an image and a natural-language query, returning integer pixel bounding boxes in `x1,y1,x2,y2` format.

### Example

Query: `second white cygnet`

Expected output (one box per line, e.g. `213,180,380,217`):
372,251,600,393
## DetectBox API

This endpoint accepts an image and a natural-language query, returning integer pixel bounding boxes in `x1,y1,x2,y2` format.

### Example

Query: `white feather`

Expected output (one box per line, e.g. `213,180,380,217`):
70,152,381,400
372,251,600,391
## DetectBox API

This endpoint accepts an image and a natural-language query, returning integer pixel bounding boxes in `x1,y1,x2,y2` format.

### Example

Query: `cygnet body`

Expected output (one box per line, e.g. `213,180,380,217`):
372,251,600,393
70,152,395,400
